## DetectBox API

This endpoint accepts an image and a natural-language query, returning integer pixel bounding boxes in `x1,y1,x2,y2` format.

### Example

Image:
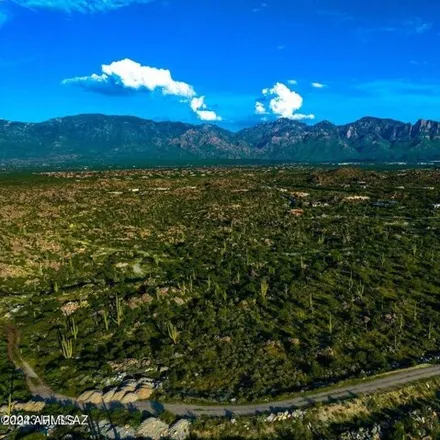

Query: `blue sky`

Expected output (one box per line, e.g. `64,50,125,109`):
0,0,439,129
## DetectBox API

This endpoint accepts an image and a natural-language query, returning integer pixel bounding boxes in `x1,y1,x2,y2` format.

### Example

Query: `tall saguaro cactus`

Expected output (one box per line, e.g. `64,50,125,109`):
60,336,73,359
260,278,269,302
102,309,110,331
70,318,79,340
113,294,124,327
167,322,179,345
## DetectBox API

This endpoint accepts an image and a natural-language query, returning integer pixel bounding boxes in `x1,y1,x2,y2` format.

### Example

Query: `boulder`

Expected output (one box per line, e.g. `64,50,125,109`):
121,391,138,404
0,400,46,413
136,378,156,387
266,413,276,423
112,389,129,402
15,401,46,412
97,420,136,439
102,389,117,404
87,390,104,405
168,419,191,440
135,385,153,400
78,390,96,402
121,380,137,393
135,417,169,439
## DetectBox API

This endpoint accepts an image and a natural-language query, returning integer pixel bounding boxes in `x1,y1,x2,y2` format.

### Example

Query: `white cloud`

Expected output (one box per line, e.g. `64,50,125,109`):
10,0,155,13
190,96,222,121
103,59,196,97
194,110,222,121
260,82,315,120
63,59,196,98
255,101,268,115
311,82,326,88
63,59,222,121
287,79,297,85
190,96,207,112
289,113,315,120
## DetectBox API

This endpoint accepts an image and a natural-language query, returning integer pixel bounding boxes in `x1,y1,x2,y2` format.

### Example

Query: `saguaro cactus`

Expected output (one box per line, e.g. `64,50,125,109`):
70,318,79,340
60,336,73,359
113,294,124,327
7,393,13,416
102,309,109,331
260,278,269,302
167,322,179,345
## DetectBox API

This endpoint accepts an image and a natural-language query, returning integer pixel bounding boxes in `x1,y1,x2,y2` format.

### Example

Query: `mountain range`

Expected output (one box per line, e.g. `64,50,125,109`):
1,114,440,167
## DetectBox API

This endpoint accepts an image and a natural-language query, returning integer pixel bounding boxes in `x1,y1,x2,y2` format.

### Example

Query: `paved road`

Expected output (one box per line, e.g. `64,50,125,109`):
133,364,440,417
10,326,440,418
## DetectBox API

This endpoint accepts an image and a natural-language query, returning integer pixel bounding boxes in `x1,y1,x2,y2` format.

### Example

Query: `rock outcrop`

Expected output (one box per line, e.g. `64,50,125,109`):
0,400,46,414
78,377,158,405
135,417,169,439
135,418,191,440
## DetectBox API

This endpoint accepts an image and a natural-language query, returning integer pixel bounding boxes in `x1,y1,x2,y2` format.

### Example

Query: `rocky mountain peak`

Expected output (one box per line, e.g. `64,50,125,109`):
0,114,439,166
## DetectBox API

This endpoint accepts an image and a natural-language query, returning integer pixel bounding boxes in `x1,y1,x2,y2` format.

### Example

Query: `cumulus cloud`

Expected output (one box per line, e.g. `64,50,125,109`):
255,101,268,115
63,59,221,121
311,82,326,88
62,72,135,96
63,59,196,98
287,79,297,85
288,113,316,121
258,82,315,120
190,96,222,121
107,59,195,97
9,0,155,13
190,96,207,112
194,110,222,121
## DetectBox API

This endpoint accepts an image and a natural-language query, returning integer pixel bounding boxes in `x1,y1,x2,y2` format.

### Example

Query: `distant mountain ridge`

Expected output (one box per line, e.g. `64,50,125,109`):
1,114,440,166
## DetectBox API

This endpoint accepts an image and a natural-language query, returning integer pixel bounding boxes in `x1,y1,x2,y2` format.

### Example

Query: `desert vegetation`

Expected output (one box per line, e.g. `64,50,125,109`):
1,165,440,406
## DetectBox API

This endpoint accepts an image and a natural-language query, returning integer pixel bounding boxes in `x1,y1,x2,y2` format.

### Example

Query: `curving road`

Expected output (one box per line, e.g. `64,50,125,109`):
133,364,440,417
8,327,440,418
